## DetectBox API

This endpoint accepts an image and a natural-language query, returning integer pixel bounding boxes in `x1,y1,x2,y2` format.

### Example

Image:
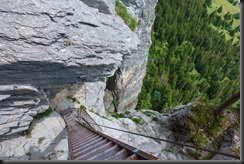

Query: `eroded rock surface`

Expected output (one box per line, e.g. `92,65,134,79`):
0,0,139,87
0,111,67,160
0,85,48,135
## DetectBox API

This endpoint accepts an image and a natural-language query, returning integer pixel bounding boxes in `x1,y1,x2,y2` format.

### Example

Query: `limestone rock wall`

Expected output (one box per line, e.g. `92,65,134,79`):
0,85,49,135
106,0,158,112
0,0,139,135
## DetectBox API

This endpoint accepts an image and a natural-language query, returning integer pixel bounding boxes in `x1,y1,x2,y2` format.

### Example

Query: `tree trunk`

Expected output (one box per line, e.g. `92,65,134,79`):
214,92,240,116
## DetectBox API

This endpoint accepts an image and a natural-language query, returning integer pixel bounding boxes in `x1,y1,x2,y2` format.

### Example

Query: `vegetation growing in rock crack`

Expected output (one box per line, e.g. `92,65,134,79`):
109,112,143,125
90,109,112,121
115,0,138,31
70,97,80,104
186,102,239,159
38,137,45,145
33,107,53,119
80,105,86,110
21,128,32,138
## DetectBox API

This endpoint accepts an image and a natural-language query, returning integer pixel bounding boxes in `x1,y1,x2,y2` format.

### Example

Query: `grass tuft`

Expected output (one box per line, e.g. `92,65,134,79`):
115,0,138,31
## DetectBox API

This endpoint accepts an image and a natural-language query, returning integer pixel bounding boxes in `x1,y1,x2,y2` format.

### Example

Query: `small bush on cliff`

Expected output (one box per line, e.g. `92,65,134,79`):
38,137,45,145
109,112,143,124
71,97,80,104
33,107,53,119
115,0,138,31
186,103,234,159
80,105,86,110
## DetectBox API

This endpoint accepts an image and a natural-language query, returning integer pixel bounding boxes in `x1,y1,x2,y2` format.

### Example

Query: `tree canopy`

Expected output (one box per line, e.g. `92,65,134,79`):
136,0,240,112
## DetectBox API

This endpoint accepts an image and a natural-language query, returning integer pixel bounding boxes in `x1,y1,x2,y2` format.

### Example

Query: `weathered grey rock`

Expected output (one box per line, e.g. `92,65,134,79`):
0,134,30,160
50,81,106,115
0,0,140,136
0,0,139,87
0,111,67,160
107,0,158,112
46,139,69,160
0,85,49,135
103,89,116,112
86,106,192,160
80,0,115,14
211,127,240,160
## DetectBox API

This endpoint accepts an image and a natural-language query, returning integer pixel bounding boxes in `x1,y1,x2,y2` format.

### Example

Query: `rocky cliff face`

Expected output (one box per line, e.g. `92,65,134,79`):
0,85,49,135
0,0,156,136
106,0,158,112
0,0,158,159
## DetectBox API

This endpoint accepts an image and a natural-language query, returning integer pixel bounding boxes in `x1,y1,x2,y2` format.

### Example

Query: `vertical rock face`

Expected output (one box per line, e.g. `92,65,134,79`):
0,0,139,87
0,0,139,135
106,0,158,112
0,0,159,160
49,81,107,115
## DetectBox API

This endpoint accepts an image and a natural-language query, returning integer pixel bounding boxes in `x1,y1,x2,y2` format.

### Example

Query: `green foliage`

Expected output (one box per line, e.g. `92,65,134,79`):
38,137,45,145
136,0,240,112
115,0,138,31
224,12,232,20
33,108,53,119
89,110,111,121
187,103,228,147
112,99,118,105
80,105,86,110
205,0,212,7
208,0,240,43
232,12,240,19
109,112,143,124
21,129,32,138
193,133,210,147
217,5,223,13
71,97,80,104
164,147,173,153
130,117,143,124
57,150,64,153
110,112,127,119
152,117,159,122
228,0,239,5
142,110,156,117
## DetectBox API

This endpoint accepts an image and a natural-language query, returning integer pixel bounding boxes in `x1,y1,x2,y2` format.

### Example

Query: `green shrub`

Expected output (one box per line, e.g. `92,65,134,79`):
164,147,173,153
131,117,143,124
80,105,86,110
112,99,117,105
142,110,156,117
187,103,230,148
232,13,240,19
71,97,80,104
38,137,45,145
33,108,53,119
152,117,159,122
90,110,112,121
110,112,127,119
115,0,138,31
109,112,143,124
193,133,210,147
21,129,32,138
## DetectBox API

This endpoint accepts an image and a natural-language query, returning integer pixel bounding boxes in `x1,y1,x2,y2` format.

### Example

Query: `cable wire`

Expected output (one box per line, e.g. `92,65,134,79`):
81,120,240,159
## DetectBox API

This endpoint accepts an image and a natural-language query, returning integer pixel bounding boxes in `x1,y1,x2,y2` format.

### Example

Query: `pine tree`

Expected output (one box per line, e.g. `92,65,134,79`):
217,5,223,13
224,12,232,20
205,0,212,7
